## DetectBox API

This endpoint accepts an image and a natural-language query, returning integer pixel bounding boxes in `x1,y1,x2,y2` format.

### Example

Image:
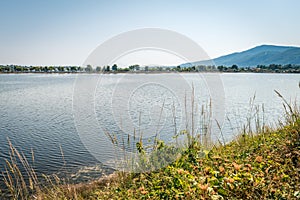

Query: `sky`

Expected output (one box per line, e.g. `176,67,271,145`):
0,0,300,66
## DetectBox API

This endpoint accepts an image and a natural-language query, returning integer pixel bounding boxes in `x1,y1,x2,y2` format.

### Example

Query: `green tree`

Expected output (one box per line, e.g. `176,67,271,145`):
85,65,93,72
231,64,238,70
15,66,23,72
70,66,77,72
96,66,101,72
112,64,118,71
217,65,224,71
48,66,55,72
129,64,139,71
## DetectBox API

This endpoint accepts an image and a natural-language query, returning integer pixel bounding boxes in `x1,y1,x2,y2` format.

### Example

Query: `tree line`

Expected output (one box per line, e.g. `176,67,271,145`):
217,64,300,73
1,63,300,73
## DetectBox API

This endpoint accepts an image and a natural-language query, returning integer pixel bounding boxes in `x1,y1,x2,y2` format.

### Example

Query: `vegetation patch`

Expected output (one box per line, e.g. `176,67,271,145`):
81,119,299,200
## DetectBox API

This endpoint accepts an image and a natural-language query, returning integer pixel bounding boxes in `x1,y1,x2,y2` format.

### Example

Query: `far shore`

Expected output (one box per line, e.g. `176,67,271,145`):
1,70,300,75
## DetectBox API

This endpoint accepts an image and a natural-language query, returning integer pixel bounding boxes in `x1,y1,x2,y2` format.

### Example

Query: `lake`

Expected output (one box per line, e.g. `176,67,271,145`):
0,73,299,182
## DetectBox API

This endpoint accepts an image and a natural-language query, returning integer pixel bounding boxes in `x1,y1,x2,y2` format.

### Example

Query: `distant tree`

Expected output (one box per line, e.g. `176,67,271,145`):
157,66,163,71
217,65,224,71
129,64,140,71
106,66,110,71
35,66,41,72
112,64,118,71
57,66,63,72
15,66,23,72
70,66,77,72
206,65,214,71
196,65,206,71
96,66,101,72
49,66,55,72
257,65,266,69
231,64,238,70
129,65,135,70
85,64,93,72
3,66,8,72
145,66,149,71
284,64,292,69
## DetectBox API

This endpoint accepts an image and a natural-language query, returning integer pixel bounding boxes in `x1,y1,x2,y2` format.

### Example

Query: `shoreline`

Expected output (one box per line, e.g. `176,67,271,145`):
1,70,300,75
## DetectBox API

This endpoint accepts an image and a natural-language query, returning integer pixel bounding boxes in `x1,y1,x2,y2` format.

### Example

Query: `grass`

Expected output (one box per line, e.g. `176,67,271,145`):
1,93,300,199
81,117,299,199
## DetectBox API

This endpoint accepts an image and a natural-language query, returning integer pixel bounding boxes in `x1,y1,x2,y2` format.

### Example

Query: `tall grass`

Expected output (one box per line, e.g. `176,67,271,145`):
275,89,299,125
1,138,40,199
1,139,74,200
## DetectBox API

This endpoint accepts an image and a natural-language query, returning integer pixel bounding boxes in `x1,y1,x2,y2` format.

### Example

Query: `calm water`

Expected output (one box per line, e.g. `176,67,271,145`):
0,73,299,181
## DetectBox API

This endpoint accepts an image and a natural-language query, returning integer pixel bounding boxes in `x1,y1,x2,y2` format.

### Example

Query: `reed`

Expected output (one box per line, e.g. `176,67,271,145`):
1,138,39,199
1,138,76,200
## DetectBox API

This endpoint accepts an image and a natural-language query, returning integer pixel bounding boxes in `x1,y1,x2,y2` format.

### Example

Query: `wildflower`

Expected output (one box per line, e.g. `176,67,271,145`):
138,186,145,191
255,156,263,163
198,183,209,191
219,166,225,173
141,190,148,195
245,163,252,169
232,162,241,171
204,167,211,173
225,177,234,183
177,168,184,174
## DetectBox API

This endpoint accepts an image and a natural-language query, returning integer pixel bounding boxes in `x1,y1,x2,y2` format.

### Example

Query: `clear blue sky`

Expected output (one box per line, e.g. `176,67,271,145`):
1,0,300,66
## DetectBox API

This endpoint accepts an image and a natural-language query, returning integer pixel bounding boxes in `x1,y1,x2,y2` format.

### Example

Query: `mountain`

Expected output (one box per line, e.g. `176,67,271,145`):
183,45,300,67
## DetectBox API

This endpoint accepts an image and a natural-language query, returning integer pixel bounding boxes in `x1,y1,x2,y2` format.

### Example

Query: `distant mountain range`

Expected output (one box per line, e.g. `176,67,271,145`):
181,45,300,68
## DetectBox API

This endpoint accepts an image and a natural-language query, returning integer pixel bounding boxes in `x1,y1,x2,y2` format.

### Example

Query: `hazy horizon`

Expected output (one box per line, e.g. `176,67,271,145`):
1,0,300,66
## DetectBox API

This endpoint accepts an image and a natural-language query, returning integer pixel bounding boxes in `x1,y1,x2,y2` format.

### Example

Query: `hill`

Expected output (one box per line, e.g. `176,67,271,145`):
184,44,300,67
